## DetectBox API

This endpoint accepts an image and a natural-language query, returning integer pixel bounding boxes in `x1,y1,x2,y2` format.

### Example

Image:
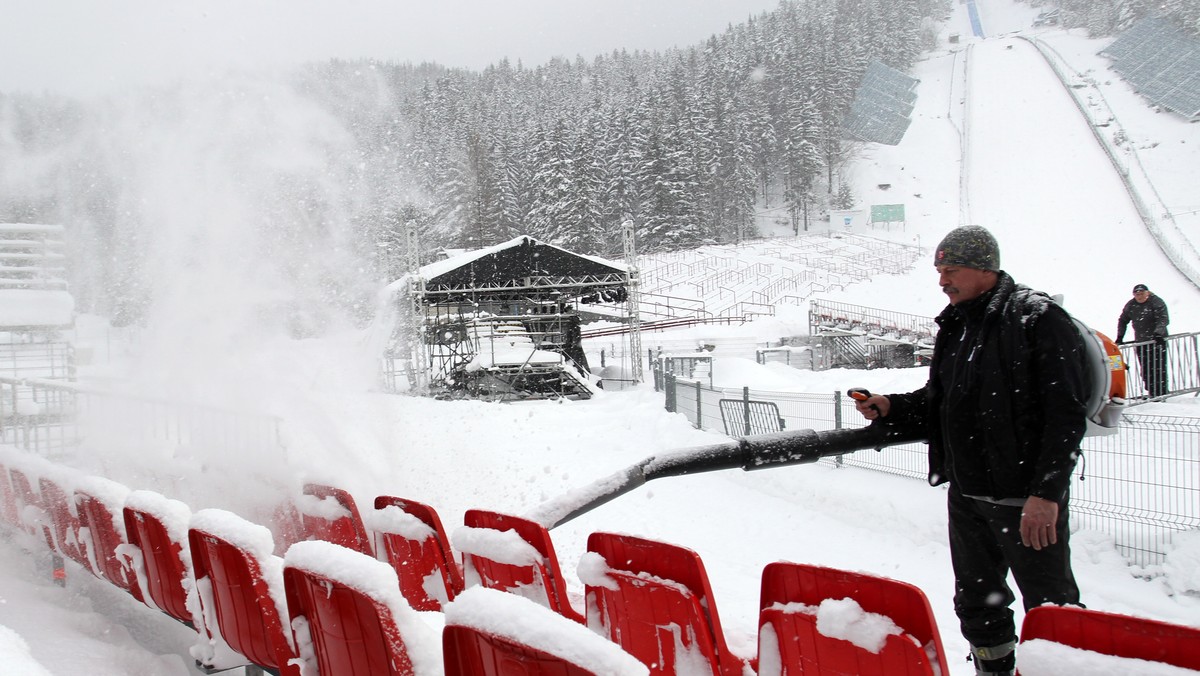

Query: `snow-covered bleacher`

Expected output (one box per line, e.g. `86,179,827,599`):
809,299,936,344
629,232,923,324
3,444,1196,675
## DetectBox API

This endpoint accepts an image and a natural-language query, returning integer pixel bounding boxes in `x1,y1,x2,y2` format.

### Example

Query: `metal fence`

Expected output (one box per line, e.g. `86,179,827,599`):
658,370,1200,567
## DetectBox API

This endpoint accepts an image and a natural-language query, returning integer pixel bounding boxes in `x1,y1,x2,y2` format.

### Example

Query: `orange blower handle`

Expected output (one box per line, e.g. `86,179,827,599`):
848,388,880,415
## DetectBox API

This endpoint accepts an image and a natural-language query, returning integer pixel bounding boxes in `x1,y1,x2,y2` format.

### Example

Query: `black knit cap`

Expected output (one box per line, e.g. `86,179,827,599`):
1132,284,1149,293
934,225,1000,271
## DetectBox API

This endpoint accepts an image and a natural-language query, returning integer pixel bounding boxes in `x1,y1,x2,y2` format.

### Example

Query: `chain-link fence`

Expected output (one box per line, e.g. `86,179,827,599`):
659,371,1199,567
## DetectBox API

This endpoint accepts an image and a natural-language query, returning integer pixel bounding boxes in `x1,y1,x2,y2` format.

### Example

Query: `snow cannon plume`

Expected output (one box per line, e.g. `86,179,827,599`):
529,424,927,529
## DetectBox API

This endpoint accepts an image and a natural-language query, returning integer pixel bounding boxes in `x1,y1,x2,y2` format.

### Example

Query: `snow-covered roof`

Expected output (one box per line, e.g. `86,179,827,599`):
410,236,628,300
419,236,627,280
0,289,74,328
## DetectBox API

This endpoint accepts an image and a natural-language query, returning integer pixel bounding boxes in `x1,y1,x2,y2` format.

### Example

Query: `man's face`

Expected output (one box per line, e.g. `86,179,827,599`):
1133,289,1150,304
937,265,997,305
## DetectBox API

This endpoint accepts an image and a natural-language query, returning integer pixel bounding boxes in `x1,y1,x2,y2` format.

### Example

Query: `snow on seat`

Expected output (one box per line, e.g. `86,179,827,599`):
1018,605,1200,673
443,586,648,676
188,508,300,675
273,483,374,556
581,531,745,676
453,509,584,623
757,562,948,676
75,475,143,601
123,490,198,627
370,495,464,611
282,539,442,676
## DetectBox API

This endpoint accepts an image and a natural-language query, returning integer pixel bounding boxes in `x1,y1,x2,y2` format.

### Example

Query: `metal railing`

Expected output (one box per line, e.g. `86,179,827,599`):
658,369,1199,567
0,376,285,463
1119,332,1200,402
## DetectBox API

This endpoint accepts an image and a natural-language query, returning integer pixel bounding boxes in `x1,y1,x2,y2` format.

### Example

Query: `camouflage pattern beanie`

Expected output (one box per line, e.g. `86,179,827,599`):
934,225,1000,271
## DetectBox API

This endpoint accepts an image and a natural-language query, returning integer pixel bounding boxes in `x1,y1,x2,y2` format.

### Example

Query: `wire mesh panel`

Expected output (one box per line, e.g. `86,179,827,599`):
661,371,1199,566
1076,414,1200,567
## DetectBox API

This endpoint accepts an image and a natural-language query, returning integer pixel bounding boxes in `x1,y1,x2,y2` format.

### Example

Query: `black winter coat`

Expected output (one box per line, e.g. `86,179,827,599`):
885,272,1088,502
1116,294,1169,343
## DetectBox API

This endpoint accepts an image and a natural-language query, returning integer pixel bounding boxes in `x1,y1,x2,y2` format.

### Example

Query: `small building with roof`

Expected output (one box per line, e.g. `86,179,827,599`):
383,235,630,401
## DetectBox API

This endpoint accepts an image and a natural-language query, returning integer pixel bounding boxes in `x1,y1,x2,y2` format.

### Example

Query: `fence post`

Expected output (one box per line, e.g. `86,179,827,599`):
664,373,676,413
743,386,751,436
1193,334,1200,389
695,380,703,430
833,390,845,467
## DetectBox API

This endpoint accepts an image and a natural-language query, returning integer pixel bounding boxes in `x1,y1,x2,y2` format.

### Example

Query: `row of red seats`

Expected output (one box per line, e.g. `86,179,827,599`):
2,446,1197,675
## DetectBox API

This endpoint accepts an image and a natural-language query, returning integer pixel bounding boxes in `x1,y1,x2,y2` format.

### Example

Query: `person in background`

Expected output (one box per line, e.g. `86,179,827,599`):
853,225,1088,676
1116,283,1170,398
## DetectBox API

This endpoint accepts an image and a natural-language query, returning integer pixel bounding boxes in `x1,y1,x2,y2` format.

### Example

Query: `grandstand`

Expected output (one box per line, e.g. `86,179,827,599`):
843,60,921,146
582,232,931,369
1099,17,1200,120
633,232,923,323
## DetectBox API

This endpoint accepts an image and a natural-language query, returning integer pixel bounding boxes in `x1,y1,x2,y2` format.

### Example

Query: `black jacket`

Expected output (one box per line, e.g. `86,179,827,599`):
1116,294,1169,343
885,272,1088,501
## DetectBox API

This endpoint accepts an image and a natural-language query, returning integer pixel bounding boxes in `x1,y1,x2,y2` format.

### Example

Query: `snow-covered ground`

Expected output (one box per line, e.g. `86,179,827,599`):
2,1,1199,674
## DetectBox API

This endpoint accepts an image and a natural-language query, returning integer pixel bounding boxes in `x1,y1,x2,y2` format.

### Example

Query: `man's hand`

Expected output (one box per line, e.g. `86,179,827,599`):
1020,496,1059,550
1155,335,1167,346
853,394,891,420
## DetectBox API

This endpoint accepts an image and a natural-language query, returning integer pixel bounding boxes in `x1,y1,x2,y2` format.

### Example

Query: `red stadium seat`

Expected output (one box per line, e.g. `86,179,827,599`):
583,532,745,676
457,509,584,623
298,483,373,554
123,490,196,626
757,562,948,675
0,456,24,526
443,586,648,676
9,467,53,547
39,474,92,574
75,476,143,601
372,495,464,611
1019,605,1200,672
188,508,300,675
283,540,441,676
272,483,373,556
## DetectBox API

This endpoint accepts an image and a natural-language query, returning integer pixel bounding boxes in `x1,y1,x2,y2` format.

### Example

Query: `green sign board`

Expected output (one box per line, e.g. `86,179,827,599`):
870,204,906,222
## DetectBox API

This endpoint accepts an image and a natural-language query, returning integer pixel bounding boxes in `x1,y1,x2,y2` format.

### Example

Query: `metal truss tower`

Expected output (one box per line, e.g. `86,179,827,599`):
402,224,429,391
622,219,643,383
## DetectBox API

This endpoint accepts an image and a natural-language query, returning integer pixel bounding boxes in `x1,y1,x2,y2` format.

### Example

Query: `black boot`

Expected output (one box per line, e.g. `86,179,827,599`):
971,640,1016,676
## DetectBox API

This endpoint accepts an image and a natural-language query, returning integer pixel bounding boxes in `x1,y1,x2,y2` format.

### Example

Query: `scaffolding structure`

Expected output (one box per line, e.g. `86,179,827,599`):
0,223,77,453
622,220,643,384
384,236,630,401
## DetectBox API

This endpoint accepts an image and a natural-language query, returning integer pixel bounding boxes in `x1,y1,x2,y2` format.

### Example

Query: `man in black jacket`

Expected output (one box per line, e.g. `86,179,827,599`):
1117,284,1170,397
854,226,1087,676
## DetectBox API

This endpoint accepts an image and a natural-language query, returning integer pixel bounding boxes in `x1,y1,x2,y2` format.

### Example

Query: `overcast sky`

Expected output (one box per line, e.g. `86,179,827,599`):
0,0,780,97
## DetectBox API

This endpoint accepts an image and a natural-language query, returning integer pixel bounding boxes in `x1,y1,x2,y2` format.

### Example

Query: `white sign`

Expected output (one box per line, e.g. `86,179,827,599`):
829,209,868,232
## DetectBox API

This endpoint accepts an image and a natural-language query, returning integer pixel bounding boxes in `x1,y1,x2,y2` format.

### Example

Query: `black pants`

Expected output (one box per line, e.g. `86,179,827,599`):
1135,341,1168,397
948,489,1080,649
